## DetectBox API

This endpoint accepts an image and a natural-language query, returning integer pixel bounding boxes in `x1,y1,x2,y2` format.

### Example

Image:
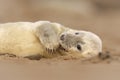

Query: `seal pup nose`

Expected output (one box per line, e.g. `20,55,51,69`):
60,34,65,41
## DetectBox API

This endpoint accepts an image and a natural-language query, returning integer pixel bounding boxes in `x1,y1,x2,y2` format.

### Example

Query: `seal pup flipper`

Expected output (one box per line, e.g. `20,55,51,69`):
36,22,59,52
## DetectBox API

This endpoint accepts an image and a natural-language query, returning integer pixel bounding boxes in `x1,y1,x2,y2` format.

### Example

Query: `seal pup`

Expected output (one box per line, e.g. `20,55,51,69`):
0,21,102,60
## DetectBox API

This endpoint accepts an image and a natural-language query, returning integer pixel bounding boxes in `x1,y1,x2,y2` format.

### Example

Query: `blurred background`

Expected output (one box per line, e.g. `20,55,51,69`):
0,0,119,53
0,1,120,80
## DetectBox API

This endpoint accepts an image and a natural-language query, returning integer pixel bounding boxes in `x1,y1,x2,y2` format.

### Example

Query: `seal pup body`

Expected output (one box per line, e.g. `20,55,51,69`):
0,21,102,59
0,21,68,58
0,22,44,57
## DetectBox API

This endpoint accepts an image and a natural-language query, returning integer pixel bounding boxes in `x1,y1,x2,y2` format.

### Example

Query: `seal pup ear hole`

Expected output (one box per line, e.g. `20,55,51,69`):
75,32,79,35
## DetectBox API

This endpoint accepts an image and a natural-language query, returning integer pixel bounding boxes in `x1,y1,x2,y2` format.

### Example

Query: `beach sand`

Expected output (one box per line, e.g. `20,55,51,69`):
0,0,120,80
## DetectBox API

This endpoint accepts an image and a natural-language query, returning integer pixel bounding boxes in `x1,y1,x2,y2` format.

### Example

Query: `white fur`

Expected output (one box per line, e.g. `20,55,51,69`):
0,22,44,57
0,21,102,58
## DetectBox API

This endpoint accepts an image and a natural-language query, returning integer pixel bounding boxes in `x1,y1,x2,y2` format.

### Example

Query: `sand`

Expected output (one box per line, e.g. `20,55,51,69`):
0,12,120,80
0,1,120,80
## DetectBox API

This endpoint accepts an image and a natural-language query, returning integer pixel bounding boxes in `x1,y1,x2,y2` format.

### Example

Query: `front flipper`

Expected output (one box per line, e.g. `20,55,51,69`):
36,22,59,52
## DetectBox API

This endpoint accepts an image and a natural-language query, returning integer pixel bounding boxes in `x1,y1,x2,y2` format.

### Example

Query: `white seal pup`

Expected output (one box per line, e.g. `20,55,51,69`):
0,21,102,60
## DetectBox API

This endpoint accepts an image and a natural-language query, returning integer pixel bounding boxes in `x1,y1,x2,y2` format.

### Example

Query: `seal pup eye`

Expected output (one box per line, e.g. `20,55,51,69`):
77,44,82,51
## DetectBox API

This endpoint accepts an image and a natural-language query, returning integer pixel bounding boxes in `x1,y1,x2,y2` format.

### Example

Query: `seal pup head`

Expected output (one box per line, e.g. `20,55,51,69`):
59,29,102,58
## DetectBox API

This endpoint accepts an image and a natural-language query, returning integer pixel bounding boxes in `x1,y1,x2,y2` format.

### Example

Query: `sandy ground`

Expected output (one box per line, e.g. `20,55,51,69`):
0,1,120,80
0,11,120,80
